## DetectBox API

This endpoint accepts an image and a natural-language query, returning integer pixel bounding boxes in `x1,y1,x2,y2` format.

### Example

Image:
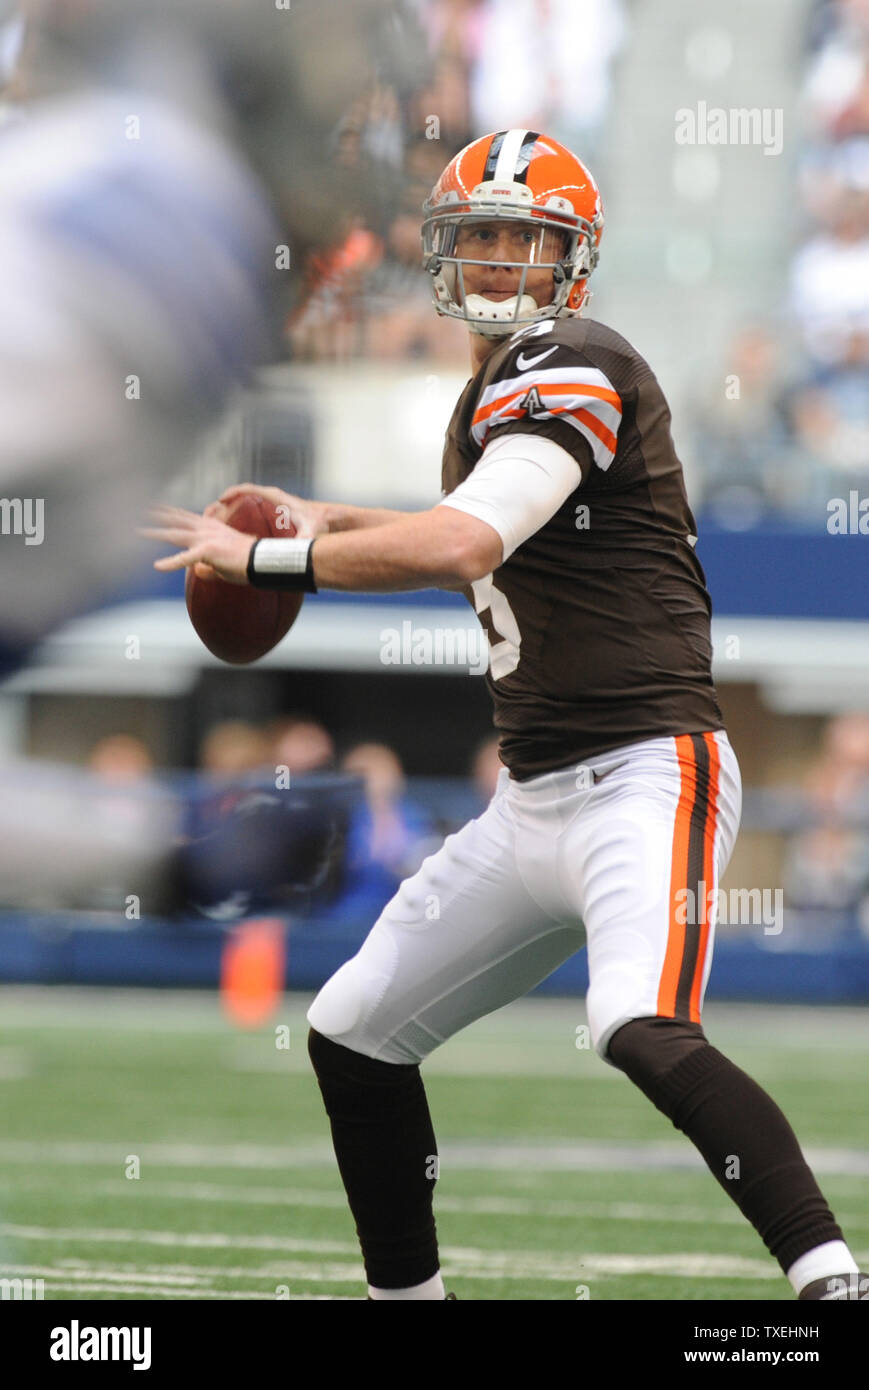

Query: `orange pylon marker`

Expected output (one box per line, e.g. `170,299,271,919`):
220,918,285,1027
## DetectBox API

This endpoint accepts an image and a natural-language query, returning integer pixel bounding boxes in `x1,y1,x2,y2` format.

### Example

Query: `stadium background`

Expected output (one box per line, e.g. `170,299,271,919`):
0,0,866,1302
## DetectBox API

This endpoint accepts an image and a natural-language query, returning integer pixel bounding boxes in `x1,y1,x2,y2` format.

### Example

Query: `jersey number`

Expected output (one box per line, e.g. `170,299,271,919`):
471,574,521,679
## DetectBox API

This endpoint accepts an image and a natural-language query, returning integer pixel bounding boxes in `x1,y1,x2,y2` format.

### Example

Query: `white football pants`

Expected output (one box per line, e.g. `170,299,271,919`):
307,730,742,1065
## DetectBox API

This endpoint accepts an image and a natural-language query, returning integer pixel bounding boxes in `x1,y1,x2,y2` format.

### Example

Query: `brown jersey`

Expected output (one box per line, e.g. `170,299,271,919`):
441,316,724,779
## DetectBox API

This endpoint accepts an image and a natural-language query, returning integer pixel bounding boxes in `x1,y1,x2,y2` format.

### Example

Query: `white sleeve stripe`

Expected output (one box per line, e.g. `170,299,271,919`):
471,391,621,450
437,433,582,560
470,365,622,453
547,409,617,471
475,365,618,407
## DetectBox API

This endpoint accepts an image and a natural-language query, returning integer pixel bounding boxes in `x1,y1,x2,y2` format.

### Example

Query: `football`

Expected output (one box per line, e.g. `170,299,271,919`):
185,494,304,664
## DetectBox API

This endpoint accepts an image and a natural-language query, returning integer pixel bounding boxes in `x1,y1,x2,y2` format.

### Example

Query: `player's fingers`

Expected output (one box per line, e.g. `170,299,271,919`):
148,504,204,525
153,549,197,571
203,502,228,520
139,525,199,546
193,561,220,581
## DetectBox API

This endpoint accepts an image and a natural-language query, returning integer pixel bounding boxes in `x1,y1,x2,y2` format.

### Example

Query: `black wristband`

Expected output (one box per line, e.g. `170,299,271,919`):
247,537,318,592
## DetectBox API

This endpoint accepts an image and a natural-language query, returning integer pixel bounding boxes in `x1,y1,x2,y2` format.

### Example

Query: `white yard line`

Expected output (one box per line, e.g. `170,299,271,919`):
94,1178,747,1223
3,1258,356,1282
83,1178,869,1230
0,1253,790,1286
0,1225,792,1281
0,1257,362,1284
0,1136,867,1174
0,1224,358,1256
0,1139,336,1167
28,1283,287,1299
0,1262,204,1286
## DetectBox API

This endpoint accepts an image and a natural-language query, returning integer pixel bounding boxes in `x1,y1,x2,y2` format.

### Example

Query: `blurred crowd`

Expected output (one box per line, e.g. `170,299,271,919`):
3,709,866,940
192,715,502,919
783,712,869,929
0,717,504,923
288,0,625,365
287,0,868,525
696,0,869,524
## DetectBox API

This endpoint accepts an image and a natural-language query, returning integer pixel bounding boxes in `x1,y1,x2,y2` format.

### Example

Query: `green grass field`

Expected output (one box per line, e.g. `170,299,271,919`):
0,987,866,1301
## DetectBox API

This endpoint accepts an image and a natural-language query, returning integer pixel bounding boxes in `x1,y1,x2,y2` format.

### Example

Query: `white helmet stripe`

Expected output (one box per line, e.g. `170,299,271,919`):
492,128,530,184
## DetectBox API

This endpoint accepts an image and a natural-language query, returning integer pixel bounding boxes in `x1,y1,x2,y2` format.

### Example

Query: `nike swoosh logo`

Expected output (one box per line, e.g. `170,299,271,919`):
592,761,628,784
516,346,558,371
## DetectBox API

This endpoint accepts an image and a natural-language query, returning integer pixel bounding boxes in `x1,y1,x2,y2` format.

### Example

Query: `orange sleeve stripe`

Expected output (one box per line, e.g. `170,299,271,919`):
471,380,622,428
566,406,618,455
688,732,721,1023
657,734,697,1018
471,400,618,457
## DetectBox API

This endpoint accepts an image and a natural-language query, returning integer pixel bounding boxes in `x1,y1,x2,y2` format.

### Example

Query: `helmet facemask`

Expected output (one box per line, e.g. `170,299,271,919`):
422,194,598,339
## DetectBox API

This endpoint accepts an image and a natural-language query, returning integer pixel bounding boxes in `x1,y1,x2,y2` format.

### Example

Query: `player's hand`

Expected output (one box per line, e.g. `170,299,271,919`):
140,505,253,584
206,483,330,539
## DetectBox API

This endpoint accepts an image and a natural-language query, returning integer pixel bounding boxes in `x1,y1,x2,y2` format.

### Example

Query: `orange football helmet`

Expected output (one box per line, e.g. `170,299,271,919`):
422,129,603,338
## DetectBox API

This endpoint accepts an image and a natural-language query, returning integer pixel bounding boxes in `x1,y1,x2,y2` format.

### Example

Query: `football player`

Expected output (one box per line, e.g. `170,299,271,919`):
148,130,866,1302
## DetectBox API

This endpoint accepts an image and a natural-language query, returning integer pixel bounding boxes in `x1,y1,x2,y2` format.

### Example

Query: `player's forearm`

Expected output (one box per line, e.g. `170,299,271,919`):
311,508,501,592
325,502,412,533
